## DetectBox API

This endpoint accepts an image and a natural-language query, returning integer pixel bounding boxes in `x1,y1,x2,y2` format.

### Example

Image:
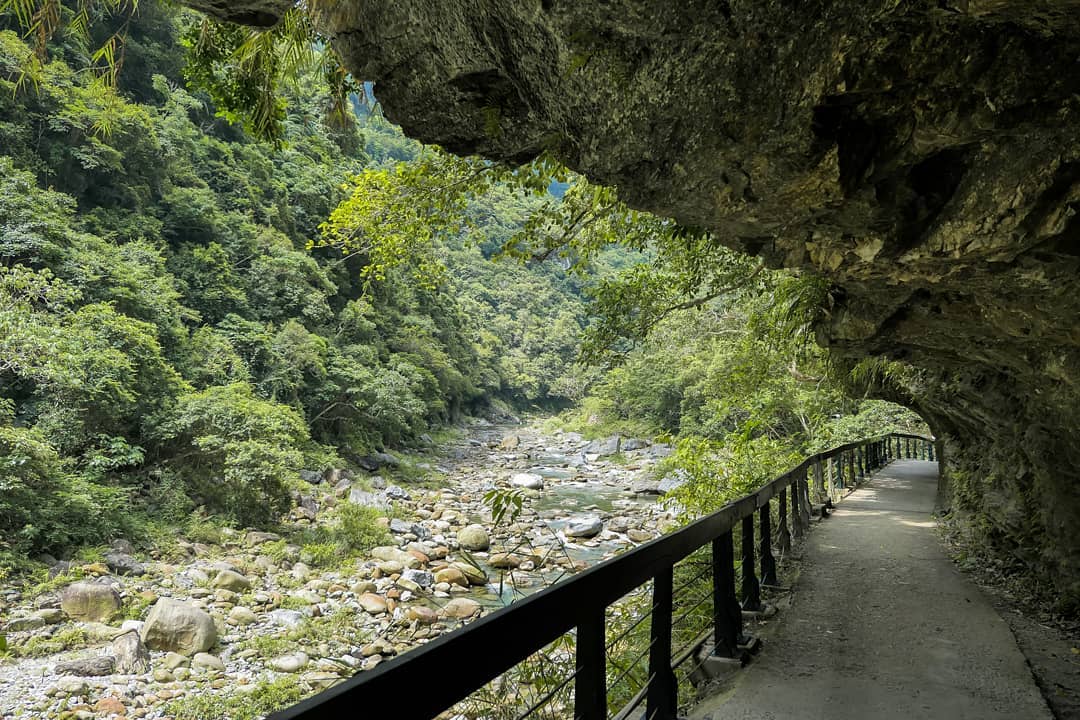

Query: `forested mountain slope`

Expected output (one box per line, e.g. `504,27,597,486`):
0,5,593,564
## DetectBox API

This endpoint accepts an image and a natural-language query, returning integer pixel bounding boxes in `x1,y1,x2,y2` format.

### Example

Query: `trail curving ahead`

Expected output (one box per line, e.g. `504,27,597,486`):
691,460,1052,720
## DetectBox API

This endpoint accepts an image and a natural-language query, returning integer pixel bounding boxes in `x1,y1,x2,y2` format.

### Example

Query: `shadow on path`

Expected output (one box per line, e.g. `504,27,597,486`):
690,460,1052,720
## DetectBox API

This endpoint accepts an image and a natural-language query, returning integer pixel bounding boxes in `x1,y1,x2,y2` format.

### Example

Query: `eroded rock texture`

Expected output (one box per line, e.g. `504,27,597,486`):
184,0,1080,606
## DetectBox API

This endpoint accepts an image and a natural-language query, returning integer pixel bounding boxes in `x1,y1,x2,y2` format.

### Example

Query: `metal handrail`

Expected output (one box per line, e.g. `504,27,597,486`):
270,432,936,720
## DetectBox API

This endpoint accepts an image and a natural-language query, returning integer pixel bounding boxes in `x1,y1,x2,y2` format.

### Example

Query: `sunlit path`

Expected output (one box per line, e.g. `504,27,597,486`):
690,460,1052,720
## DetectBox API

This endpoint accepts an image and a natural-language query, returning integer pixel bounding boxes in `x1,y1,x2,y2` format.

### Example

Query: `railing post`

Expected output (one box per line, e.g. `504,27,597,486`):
790,476,804,539
647,567,677,720
928,441,935,462
856,447,865,481
826,456,835,497
813,458,825,505
741,514,762,611
799,470,812,528
759,502,778,587
575,608,607,720
905,437,911,458
847,450,856,486
777,488,791,553
712,533,742,657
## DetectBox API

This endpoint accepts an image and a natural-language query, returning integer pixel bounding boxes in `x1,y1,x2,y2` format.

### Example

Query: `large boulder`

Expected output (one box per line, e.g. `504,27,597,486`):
140,598,217,655
60,582,121,622
111,631,150,674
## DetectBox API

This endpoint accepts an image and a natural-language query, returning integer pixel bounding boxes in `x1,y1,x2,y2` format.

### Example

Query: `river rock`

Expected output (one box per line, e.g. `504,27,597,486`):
451,562,488,585
245,531,281,546
401,568,434,588
211,570,252,592
510,473,544,490
163,652,190,670
104,551,145,576
565,517,604,538
457,525,490,551
441,598,481,619
140,598,217,655
111,631,150,674
54,677,89,696
268,609,306,628
55,656,115,676
656,474,686,493
488,553,522,569
6,616,45,632
299,469,322,484
60,582,121,622
348,488,388,509
228,606,258,625
358,593,387,615
627,529,653,542
407,606,438,624
370,546,421,568
621,438,649,451
271,652,309,673
95,697,126,715
631,479,662,495
499,435,520,450
36,608,64,624
585,435,621,456
192,652,225,672
434,567,468,587
384,484,411,501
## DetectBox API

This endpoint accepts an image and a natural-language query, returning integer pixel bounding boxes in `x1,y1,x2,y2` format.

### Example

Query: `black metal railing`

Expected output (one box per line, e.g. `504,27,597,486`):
270,433,936,720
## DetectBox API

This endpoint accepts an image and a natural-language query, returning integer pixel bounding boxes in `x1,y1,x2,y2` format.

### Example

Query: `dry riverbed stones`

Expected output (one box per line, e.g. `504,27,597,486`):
0,423,672,719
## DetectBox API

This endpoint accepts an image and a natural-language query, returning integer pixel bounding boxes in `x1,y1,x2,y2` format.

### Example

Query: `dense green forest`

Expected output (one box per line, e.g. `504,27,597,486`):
0,2,924,575
0,4,605,568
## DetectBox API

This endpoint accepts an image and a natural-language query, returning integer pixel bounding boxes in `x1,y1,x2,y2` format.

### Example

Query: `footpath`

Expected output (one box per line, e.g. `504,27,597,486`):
691,460,1052,720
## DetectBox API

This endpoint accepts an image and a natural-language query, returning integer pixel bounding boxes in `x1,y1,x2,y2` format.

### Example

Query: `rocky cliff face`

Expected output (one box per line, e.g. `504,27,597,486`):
186,0,1080,607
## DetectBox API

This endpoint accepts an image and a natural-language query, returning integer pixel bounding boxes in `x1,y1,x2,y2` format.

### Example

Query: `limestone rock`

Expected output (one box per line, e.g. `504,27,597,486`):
140,598,217,655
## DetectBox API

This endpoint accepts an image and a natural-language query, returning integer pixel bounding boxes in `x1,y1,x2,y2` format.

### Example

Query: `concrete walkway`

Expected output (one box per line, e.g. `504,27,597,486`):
690,460,1052,720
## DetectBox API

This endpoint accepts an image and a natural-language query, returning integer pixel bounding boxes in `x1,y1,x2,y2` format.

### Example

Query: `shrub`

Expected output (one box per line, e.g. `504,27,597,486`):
155,383,312,526
333,503,391,554
0,424,128,556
